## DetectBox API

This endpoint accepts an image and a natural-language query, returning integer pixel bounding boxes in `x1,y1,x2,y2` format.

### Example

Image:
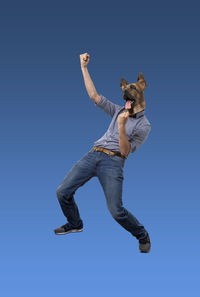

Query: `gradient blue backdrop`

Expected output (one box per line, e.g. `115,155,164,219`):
1,1,199,296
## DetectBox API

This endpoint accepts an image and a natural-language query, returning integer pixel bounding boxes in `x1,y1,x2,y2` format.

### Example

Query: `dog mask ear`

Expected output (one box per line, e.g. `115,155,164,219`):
120,77,128,88
137,72,147,90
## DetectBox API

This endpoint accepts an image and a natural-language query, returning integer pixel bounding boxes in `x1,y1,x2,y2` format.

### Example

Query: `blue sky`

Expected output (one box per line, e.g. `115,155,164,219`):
0,1,200,297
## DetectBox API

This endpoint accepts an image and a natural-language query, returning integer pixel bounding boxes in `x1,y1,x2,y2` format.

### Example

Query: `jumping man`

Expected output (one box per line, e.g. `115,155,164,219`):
54,53,151,253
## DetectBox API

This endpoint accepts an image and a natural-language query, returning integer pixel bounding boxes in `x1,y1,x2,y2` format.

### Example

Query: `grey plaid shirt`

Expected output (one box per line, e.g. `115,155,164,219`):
93,94,151,158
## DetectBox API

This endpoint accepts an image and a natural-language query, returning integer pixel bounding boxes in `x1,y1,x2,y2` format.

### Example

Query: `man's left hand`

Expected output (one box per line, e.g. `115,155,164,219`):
118,110,129,126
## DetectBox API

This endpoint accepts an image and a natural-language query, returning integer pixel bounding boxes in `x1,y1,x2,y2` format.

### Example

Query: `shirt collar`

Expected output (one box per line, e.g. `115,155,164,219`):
120,107,145,119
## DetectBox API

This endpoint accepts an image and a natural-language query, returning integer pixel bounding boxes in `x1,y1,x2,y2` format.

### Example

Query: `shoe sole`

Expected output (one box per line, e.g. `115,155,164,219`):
139,249,151,253
139,246,151,253
54,228,83,235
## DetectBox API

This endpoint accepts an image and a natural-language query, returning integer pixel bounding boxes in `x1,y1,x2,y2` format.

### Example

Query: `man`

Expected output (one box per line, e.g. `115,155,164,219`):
54,53,151,253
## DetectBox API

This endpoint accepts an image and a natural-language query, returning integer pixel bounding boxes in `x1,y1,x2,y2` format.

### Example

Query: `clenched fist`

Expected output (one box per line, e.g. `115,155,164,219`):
80,53,90,68
118,110,129,126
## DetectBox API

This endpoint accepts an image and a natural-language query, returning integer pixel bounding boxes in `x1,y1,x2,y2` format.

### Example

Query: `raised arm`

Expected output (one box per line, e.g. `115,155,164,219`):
80,52,101,104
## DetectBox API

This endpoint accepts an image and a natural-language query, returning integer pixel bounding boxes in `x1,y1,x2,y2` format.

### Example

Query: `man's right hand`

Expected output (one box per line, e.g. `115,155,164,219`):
80,53,90,68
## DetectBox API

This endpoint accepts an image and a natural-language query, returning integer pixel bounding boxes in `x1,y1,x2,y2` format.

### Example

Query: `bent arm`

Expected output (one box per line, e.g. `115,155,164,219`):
118,124,151,157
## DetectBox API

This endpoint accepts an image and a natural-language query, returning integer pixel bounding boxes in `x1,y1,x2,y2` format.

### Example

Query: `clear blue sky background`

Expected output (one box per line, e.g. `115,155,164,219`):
1,1,199,297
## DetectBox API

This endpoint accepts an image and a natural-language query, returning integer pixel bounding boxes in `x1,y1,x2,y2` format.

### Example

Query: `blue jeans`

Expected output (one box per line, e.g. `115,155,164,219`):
56,148,147,240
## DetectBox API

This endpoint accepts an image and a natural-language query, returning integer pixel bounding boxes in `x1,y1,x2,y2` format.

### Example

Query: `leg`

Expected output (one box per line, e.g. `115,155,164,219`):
96,154,147,240
56,151,96,228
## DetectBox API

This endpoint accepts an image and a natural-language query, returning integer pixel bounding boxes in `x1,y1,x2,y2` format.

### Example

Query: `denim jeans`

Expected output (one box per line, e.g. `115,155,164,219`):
56,147,147,240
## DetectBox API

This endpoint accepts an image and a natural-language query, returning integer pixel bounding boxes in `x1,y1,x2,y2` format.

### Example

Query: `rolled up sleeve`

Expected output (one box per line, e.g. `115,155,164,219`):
129,124,151,154
94,94,122,117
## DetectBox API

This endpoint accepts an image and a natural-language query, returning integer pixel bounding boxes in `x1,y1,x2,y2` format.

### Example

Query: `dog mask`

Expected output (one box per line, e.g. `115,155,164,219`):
120,72,147,116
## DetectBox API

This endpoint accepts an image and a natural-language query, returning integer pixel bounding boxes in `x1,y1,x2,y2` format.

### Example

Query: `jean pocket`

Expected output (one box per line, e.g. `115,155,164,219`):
108,154,125,166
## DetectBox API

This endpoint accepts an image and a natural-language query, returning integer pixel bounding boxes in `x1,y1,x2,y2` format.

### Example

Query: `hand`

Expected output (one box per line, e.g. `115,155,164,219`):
117,110,129,126
80,53,90,68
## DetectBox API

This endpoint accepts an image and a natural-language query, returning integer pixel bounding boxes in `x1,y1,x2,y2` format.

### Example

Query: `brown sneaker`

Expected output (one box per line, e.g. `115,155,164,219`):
139,233,151,253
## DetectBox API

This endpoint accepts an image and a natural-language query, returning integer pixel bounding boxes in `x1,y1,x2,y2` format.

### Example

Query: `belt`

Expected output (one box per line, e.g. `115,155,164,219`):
92,146,126,160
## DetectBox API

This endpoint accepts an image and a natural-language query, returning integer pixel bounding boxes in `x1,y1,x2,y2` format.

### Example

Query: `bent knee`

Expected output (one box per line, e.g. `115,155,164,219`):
56,186,73,202
109,208,126,220
56,186,64,200
109,208,119,220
